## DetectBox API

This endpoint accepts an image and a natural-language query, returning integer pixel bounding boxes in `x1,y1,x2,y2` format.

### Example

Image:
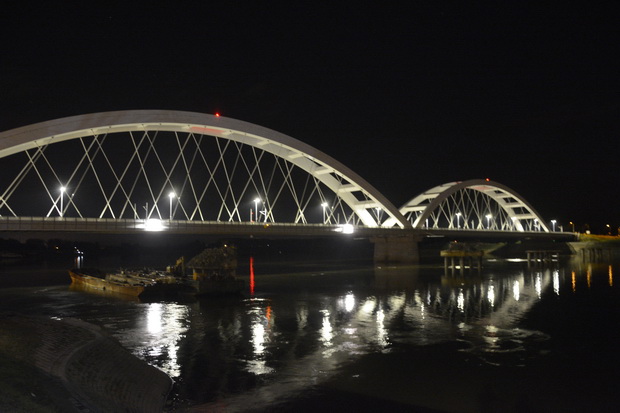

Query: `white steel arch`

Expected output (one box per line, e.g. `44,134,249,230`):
383,180,549,232
0,110,409,228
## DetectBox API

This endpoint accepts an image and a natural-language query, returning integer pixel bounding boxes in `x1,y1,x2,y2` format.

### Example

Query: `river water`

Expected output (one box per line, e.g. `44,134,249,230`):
1,254,619,413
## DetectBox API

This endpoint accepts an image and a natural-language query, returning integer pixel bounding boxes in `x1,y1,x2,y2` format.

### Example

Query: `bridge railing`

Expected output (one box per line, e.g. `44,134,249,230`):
0,216,401,237
0,217,573,240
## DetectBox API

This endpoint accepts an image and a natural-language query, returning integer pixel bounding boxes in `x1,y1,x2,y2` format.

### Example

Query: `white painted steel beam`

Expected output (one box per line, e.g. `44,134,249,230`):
382,179,549,232
0,110,410,228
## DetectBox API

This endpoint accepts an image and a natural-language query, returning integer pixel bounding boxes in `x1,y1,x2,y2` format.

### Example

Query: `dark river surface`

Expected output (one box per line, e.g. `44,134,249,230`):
1,253,620,412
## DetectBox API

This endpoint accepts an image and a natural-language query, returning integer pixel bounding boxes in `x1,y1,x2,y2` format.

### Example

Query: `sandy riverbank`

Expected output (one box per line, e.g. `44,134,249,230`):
0,312,172,412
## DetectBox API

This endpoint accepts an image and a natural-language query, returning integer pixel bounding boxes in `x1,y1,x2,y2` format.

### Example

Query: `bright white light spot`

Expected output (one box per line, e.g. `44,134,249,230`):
376,309,389,348
252,321,266,354
246,359,274,375
513,280,520,301
320,310,333,346
344,293,355,312
141,303,188,378
414,291,426,319
147,303,163,334
144,218,165,231
388,294,405,310
487,285,495,308
458,322,472,332
362,298,376,314
457,289,465,312
535,273,542,298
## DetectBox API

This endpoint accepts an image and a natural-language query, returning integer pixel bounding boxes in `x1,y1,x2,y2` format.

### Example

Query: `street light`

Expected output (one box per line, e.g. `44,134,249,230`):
254,198,260,222
60,186,66,217
569,221,575,232
486,214,492,229
321,202,328,224
551,219,556,232
168,192,176,220
455,212,462,229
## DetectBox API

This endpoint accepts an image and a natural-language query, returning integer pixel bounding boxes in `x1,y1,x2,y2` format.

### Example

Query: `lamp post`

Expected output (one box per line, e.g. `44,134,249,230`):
486,214,492,229
254,198,260,223
455,212,462,229
60,186,66,217
321,202,328,224
551,219,556,232
569,221,575,232
169,192,176,220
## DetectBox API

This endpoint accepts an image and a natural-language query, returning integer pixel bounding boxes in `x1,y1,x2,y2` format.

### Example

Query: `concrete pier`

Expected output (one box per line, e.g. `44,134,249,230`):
440,249,483,275
526,250,561,265
372,234,422,264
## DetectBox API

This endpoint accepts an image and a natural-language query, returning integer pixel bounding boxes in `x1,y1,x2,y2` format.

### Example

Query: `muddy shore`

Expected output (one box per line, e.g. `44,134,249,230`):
0,312,172,412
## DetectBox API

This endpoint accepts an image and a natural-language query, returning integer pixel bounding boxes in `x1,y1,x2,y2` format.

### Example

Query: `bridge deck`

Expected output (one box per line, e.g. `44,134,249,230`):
0,216,401,238
0,217,578,242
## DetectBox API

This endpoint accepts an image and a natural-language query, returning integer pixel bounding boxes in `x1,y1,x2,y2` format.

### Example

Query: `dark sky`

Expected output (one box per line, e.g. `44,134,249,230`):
1,2,618,232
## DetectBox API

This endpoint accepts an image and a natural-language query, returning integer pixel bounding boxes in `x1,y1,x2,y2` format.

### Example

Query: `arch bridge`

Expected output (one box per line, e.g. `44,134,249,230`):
0,111,564,260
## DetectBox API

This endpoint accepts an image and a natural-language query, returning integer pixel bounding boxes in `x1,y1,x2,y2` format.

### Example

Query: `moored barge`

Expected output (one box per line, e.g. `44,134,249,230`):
69,246,245,298
68,268,182,297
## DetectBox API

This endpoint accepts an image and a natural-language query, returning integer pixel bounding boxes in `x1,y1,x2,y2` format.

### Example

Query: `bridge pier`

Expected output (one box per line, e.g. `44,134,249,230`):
526,250,560,266
441,250,483,275
372,234,422,264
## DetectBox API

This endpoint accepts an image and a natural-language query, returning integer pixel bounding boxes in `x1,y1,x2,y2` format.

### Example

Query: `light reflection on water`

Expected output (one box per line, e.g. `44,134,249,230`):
247,298,275,375
106,264,560,386
2,256,619,411
116,302,190,378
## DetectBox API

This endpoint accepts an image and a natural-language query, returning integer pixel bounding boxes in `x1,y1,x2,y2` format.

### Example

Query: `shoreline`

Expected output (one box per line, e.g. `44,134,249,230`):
0,312,172,412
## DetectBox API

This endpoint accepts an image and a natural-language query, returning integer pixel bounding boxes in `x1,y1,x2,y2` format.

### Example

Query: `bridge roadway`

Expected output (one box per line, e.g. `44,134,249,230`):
0,216,394,237
0,216,576,240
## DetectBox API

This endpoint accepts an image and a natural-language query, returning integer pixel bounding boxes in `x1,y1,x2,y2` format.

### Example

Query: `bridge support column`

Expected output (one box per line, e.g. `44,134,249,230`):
372,234,422,264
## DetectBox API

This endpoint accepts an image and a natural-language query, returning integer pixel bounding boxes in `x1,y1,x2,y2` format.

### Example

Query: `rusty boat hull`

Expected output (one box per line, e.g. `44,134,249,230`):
68,268,240,299
69,269,146,297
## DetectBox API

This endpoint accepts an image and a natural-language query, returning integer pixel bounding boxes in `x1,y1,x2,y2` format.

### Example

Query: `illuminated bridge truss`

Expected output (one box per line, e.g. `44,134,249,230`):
0,110,409,228
384,180,549,232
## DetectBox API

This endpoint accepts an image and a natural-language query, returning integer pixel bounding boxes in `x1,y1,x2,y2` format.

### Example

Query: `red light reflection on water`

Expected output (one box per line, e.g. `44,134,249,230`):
249,256,255,295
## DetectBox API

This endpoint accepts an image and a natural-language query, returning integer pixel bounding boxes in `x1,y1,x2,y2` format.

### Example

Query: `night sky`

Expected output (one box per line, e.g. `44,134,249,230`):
1,2,618,232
